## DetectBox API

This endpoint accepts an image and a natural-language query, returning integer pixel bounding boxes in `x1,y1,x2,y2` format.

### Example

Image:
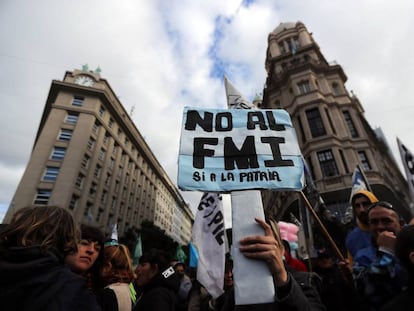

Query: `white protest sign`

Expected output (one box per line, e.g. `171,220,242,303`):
178,107,304,192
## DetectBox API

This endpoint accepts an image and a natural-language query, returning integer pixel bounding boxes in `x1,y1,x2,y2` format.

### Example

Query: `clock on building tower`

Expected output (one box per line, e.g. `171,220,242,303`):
74,75,95,87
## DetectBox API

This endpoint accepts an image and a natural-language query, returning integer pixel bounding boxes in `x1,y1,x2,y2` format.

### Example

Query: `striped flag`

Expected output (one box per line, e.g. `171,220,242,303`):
349,165,371,203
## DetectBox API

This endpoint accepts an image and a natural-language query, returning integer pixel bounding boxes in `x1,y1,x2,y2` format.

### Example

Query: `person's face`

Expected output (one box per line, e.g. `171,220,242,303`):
223,261,233,291
174,264,185,279
353,196,371,225
135,262,158,287
368,207,402,240
65,239,101,274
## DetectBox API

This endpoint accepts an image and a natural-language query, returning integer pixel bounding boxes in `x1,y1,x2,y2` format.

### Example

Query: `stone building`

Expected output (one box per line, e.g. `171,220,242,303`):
4,68,193,244
260,22,411,222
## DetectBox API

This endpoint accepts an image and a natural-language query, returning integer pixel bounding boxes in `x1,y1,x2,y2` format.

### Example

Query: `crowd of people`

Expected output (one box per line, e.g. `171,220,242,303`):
1,189,414,310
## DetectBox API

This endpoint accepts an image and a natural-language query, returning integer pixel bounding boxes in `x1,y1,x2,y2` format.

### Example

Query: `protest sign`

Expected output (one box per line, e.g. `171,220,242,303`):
178,107,304,192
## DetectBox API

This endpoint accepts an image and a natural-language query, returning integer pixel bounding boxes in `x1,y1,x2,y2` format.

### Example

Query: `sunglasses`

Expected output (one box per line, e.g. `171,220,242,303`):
367,201,394,213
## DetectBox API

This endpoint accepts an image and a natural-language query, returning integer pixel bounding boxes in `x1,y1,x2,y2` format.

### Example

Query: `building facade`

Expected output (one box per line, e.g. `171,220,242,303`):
260,22,412,221
4,68,193,244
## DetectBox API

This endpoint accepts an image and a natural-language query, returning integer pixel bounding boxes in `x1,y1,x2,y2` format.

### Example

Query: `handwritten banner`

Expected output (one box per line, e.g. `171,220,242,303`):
178,107,304,192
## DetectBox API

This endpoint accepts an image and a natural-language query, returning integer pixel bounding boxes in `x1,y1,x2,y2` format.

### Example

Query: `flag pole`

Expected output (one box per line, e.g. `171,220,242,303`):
299,191,345,261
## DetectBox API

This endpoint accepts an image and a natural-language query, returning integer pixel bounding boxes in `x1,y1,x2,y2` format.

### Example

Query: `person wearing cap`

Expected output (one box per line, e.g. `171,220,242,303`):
346,190,379,261
353,201,407,310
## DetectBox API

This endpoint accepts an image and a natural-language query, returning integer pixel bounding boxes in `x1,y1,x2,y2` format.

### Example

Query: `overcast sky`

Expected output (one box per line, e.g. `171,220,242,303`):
1,0,414,225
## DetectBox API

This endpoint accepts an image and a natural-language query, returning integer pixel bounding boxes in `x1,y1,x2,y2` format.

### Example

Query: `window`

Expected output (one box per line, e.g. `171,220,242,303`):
358,151,372,170
317,150,339,177
112,145,118,155
101,191,107,204
81,154,90,169
109,158,115,169
69,194,79,210
87,137,95,151
343,111,359,138
297,80,311,94
92,122,99,134
108,118,114,128
94,164,102,178
105,173,112,186
90,182,97,196
75,173,85,188
117,128,122,138
34,190,51,205
99,148,106,161
43,167,59,181
99,105,106,117
306,108,326,137
65,112,78,125
59,129,73,141
332,82,341,96
103,134,109,145
51,147,66,160
71,96,84,107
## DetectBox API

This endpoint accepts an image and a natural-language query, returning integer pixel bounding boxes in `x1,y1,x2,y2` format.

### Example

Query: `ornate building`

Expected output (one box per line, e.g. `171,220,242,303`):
4,68,193,244
260,22,411,222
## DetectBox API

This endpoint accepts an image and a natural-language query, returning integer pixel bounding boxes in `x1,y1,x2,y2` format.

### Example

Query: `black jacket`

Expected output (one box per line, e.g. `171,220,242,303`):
133,270,180,311
216,268,326,311
0,245,101,311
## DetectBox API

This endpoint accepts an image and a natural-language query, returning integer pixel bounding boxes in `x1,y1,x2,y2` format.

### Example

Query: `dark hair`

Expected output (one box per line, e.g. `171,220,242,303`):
0,206,79,260
139,248,173,272
79,224,105,288
395,225,414,274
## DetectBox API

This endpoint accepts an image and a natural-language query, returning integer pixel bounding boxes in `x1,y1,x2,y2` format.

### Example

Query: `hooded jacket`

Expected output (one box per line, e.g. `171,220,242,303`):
133,268,180,311
346,190,379,259
0,245,101,311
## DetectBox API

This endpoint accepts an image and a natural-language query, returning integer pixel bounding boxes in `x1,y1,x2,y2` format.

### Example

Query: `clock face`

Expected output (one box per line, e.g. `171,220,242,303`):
74,75,95,87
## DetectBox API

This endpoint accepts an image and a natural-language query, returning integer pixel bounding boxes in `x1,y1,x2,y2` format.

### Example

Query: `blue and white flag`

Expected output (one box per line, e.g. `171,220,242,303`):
349,165,370,203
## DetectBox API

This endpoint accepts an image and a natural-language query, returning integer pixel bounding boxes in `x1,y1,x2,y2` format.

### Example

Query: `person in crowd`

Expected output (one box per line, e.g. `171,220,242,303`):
282,239,308,272
346,190,379,261
187,253,234,311
65,224,105,290
353,201,406,309
95,241,137,311
211,218,326,310
0,206,101,311
173,261,192,311
381,224,414,310
133,248,180,311
313,248,362,311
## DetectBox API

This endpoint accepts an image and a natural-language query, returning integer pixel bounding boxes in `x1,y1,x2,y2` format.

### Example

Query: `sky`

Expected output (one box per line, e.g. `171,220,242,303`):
1,0,414,226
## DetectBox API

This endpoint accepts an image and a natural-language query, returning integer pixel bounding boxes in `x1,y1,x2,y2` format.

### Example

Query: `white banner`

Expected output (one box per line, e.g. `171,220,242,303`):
192,193,226,299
